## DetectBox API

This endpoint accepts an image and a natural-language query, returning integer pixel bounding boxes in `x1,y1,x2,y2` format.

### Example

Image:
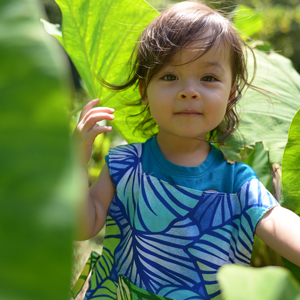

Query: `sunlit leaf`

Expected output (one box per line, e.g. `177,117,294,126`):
233,5,263,40
0,0,80,299
218,265,300,300
53,0,159,143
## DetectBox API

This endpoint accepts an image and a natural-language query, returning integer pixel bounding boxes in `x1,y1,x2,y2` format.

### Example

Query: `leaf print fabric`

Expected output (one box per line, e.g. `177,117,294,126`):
71,251,100,299
117,275,174,300
83,143,279,300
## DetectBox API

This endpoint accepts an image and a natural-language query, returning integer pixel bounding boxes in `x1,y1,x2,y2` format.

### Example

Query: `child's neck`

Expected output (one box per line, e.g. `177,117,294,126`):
156,133,211,167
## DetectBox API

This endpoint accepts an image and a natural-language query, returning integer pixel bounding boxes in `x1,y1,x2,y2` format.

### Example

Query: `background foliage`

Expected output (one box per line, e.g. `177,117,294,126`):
241,0,300,72
43,0,300,74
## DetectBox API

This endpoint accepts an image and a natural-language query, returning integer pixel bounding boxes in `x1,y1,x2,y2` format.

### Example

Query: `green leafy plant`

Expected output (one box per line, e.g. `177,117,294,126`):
223,6,300,166
220,48,300,165
43,0,159,143
0,0,81,299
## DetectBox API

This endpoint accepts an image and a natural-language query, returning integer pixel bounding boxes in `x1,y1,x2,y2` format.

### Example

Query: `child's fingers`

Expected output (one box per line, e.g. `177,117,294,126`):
80,106,115,125
85,124,113,143
79,99,99,121
80,112,115,132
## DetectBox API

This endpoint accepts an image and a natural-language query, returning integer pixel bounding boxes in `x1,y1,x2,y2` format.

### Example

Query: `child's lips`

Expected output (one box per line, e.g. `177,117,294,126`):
175,109,202,116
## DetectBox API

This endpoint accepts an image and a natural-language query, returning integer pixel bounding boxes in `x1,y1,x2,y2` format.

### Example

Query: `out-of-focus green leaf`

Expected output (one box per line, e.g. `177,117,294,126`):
281,109,300,283
282,258,300,285
0,0,80,299
52,0,159,143
233,5,263,40
221,49,300,164
218,265,300,300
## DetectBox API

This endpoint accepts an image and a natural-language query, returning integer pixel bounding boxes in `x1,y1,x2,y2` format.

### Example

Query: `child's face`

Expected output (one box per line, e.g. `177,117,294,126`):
140,44,235,141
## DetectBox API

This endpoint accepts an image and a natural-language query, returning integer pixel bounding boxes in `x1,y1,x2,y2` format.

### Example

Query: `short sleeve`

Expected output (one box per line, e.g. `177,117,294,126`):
106,143,143,189
237,179,280,232
233,162,258,192
105,154,109,168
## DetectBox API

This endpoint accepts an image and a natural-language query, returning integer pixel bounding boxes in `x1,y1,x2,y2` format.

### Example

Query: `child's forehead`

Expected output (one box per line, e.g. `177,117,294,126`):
165,43,232,67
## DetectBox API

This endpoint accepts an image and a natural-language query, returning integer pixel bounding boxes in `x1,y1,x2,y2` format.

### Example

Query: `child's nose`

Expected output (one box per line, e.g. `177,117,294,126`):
178,84,200,100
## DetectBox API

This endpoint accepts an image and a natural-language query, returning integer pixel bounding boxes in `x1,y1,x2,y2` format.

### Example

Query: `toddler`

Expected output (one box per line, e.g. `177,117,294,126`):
75,1,300,299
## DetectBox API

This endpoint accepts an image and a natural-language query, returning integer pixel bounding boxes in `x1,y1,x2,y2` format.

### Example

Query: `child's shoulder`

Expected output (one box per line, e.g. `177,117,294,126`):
105,141,143,165
108,141,142,154
211,145,258,193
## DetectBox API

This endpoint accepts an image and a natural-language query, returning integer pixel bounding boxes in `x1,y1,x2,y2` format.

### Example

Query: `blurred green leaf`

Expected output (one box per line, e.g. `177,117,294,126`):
233,5,263,40
218,265,300,300
52,0,159,143
282,258,300,285
221,50,300,164
0,0,80,299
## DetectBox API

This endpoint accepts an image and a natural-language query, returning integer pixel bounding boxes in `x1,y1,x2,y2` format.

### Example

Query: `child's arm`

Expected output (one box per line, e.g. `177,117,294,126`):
256,206,300,267
75,99,115,240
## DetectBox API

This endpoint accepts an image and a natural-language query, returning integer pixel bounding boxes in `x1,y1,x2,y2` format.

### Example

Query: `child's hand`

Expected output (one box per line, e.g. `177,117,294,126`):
74,99,114,166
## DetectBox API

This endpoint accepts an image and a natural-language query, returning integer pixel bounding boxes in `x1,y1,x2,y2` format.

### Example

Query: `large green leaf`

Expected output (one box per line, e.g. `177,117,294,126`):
281,109,300,214
54,0,159,143
218,265,300,300
0,0,80,299
281,109,300,283
220,49,300,164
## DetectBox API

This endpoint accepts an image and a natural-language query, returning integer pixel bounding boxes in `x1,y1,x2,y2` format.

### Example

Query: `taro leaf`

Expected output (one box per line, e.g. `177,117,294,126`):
233,5,263,40
0,0,80,299
281,109,300,214
218,265,300,300
53,0,159,143
220,49,300,164
281,109,300,283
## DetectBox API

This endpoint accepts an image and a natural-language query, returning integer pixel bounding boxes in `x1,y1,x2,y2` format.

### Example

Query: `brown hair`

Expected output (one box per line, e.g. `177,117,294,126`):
101,1,256,142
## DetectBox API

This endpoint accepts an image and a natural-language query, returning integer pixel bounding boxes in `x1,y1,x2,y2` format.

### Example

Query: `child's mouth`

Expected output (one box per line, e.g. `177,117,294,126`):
175,109,202,116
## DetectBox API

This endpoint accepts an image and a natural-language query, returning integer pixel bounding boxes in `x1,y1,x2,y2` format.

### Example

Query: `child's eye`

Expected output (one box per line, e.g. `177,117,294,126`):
202,75,218,82
162,74,177,81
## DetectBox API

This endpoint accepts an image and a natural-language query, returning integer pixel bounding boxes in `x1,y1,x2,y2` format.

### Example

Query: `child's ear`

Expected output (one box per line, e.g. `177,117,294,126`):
139,81,148,105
